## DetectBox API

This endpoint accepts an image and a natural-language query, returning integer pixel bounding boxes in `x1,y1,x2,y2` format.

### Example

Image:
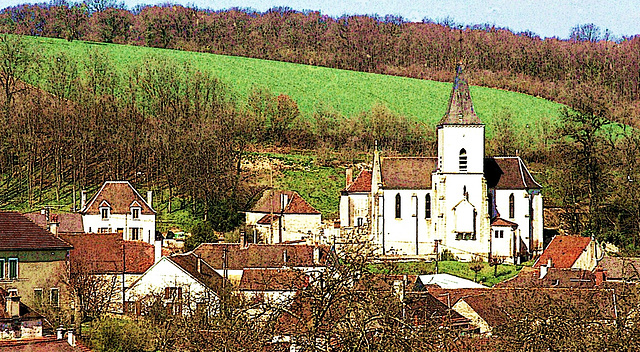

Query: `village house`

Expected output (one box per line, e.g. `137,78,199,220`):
245,190,322,244
0,212,73,310
192,243,329,284
60,233,158,314
126,252,224,317
80,181,156,244
533,235,602,272
24,210,84,236
340,65,543,262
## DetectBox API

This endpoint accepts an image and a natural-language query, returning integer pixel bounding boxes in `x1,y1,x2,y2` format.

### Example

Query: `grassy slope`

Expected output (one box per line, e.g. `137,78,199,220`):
27,36,563,135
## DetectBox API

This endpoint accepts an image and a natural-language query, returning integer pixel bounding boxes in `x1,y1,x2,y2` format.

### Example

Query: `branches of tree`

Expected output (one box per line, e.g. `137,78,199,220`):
2,5,640,123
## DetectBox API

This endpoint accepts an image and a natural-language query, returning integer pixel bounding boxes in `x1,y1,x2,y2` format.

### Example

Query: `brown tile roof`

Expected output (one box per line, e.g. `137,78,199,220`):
438,64,482,126
380,157,437,189
598,256,640,281
0,212,73,251
82,181,155,215
485,157,542,190
533,235,592,269
491,217,519,228
495,267,597,289
24,212,84,233
257,214,280,225
193,243,330,270
249,190,320,215
238,268,307,291
459,288,616,329
345,170,372,192
425,287,491,306
60,233,154,274
168,253,224,292
404,292,470,327
0,337,86,351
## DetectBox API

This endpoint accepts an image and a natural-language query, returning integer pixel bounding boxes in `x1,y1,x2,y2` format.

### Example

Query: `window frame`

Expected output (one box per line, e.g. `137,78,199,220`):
100,207,110,220
50,288,60,307
0,258,4,279
425,194,432,219
131,207,140,220
34,288,43,303
395,193,402,219
8,258,18,279
509,193,515,218
130,227,140,241
459,148,468,172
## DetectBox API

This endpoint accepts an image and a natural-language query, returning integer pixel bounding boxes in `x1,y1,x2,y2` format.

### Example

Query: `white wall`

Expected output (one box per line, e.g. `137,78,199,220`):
83,213,155,244
437,125,485,174
339,193,370,228
380,189,433,256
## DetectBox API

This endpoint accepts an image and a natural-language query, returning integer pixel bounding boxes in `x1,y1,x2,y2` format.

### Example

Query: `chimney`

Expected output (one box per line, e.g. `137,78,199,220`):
56,326,65,340
6,291,20,318
67,329,76,347
345,168,353,188
197,255,202,274
239,232,246,248
283,249,288,267
594,267,605,286
49,213,60,236
280,193,288,212
147,190,153,207
539,264,548,279
154,236,162,263
80,190,87,211
547,258,552,268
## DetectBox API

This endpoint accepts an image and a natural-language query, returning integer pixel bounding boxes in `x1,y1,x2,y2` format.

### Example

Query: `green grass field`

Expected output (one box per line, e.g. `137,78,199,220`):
24,36,564,135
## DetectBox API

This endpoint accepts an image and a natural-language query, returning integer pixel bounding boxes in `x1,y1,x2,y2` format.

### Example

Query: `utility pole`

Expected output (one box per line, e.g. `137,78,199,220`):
434,239,442,274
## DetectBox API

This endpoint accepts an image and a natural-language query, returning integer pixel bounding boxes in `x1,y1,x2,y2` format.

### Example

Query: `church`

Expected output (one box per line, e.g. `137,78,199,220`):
339,65,544,263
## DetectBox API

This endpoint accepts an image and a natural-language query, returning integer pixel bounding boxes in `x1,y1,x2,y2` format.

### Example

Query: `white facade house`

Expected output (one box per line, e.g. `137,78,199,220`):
340,65,544,263
81,181,156,244
126,253,222,316
245,190,322,244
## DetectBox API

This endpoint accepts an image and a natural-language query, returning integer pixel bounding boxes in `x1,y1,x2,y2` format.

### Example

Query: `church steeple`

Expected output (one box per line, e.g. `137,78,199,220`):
438,63,482,126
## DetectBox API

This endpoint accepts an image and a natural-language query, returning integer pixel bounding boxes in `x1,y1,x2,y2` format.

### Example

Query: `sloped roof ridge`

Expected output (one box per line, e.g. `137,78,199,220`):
83,180,155,214
438,64,483,126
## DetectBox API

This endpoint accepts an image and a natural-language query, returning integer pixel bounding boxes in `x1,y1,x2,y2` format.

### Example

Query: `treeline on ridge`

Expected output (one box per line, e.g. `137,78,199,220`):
1,2,640,125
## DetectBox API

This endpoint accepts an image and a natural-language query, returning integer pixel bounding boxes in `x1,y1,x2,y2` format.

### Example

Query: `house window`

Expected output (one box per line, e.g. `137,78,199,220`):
459,148,468,172
0,258,4,279
130,228,140,241
101,207,110,220
395,194,402,219
98,227,110,233
164,287,183,316
34,288,43,302
131,208,140,220
494,230,504,238
425,194,431,219
50,288,59,307
357,217,363,227
8,258,18,279
455,233,477,241
509,193,515,218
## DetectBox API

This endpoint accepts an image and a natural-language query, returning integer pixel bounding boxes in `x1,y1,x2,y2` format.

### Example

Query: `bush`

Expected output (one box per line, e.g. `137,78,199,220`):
86,317,156,352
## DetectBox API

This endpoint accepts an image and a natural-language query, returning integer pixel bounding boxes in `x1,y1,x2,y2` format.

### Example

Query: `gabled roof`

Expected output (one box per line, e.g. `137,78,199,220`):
485,157,541,190
495,266,597,288
438,64,482,126
238,268,307,291
81,181,155,215
249,190,320,215
404,292,470,327
24,212,84,233
491,217,519,229
380,157,437,189
193,243,330,270
345,170,372,192
0,212,73,251
167,252,224,292
533,235,592,269
60,233,154,274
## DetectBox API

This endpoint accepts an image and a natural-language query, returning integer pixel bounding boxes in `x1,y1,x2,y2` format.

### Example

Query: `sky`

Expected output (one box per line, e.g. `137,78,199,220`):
1,0,639,39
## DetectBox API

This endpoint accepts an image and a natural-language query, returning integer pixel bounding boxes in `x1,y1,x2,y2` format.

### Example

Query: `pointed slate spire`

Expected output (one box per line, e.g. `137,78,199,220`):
438,63,482,126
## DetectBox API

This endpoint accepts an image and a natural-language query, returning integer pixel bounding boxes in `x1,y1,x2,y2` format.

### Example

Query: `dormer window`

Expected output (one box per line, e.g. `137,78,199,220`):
130,201,142,220
99,200,111,220
459,148,468,172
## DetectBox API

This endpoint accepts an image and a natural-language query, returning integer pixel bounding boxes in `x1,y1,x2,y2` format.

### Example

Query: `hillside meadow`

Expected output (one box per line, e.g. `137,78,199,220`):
25,36,564,138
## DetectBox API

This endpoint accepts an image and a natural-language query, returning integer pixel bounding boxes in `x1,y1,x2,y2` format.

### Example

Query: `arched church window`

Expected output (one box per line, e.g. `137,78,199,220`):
425,194,431,219
509,193,515,218
459,148,468,172
395,194,402,219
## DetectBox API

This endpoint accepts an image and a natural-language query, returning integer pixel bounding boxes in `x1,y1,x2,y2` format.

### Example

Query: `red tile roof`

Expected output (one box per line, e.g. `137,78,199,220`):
0,337,85,351
249,190,320,215
381,157,437,189
238,268,307,291
485,157,541,190
345,170,372,192
533,235,592,269
82,181,155,215
404,292,470,327
193,243,330,270
60,233,154,274
495,267,597,288
257,214,280,225
0,212,73,251
168,253,224,292
24,212,84,233
491,217,518,228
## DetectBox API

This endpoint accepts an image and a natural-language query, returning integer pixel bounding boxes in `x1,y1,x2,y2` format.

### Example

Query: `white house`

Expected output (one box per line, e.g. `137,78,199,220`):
81,181,156,244
126,253,223,316
340,65,544,263
245,190,322,244
237,268,306,306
